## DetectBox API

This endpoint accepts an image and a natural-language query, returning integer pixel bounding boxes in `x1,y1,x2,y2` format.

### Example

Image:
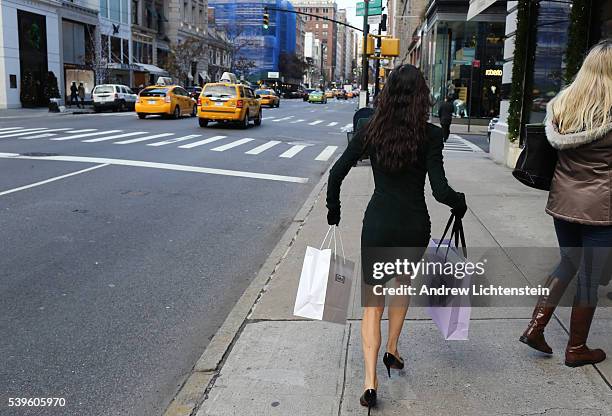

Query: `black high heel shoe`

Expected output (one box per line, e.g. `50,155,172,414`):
383,352,404,378
359,389,377,415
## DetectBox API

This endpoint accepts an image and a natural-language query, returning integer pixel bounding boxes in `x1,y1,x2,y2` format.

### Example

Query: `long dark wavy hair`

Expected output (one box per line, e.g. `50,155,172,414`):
364,64,431,171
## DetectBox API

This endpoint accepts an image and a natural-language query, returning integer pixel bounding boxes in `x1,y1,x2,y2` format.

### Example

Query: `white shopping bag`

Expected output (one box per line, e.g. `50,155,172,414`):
293,226,354,324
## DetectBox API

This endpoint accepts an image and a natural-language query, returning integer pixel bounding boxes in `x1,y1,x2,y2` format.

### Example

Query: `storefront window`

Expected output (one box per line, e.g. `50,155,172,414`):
528,2,571,123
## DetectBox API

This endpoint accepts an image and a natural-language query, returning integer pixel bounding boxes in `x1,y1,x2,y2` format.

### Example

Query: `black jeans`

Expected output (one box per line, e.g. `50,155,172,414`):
441,122,451,142
552,218,612,306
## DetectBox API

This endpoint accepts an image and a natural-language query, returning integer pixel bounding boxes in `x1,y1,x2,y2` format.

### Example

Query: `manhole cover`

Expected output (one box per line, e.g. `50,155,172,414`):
20,152,60,157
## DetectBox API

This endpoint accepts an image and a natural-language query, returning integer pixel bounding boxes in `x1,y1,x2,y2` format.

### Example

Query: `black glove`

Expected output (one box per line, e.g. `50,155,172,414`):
327,205,341,226
451,192,467,219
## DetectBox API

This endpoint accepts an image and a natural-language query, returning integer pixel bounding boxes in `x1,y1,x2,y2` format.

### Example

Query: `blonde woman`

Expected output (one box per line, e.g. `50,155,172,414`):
520,39,612,367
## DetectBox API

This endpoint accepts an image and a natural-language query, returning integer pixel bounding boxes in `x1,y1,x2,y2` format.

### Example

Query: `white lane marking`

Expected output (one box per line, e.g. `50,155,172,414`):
341,123,353,131
83,132,148,143
114,133,174,144
0,128,72,138
0,153,308,184
51,130,122,141
147,135,201,146
262,117,276,121
279,144,307,158
327,122,338,127
308,120,323,125
0,128,49,138
0,164,108,196
68,129,98,133
211,138,254,152
19,133,58,140
178,135,227,149
272,116,293,122
315,146,338,161
449,134,483,152
0,127,24,132
245,140,281,155
290,119,305,124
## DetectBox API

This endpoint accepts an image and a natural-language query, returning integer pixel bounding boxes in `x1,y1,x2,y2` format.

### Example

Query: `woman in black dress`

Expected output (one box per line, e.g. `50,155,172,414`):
326,65,467,413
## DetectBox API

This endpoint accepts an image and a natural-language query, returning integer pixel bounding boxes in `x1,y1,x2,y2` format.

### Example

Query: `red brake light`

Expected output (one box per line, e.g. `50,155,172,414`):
197,97,201,106
236,99,244,108
114,93,118,99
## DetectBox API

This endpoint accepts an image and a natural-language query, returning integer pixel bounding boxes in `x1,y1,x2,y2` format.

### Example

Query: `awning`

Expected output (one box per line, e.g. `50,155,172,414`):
467,0,498,20
135,63,169,76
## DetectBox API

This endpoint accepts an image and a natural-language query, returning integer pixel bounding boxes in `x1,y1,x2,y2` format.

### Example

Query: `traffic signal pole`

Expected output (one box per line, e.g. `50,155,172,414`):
360,0,370,107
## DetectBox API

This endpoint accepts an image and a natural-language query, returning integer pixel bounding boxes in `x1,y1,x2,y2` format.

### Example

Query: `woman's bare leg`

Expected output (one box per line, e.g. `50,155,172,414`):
387,303,409,357
362,305,384,390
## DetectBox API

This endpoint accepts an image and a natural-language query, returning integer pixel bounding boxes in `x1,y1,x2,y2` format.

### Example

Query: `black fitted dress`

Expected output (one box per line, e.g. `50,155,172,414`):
326,123,464,285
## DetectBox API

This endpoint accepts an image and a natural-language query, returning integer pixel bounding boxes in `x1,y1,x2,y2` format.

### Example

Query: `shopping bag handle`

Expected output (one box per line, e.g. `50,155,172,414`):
436,214,467,258
319,226,347,264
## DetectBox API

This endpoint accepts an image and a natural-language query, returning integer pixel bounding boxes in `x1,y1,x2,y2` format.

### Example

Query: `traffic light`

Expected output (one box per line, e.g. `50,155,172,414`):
363,35,374,55
263,9,269,29
381,38,400,57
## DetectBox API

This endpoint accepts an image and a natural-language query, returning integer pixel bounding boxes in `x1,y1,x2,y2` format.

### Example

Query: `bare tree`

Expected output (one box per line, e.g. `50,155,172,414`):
219,23,258,74
85,25,110,85
165,37,207,85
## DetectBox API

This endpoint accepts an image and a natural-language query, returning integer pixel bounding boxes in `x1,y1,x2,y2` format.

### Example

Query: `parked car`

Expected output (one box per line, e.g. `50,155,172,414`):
488,117,499,141
197,81,262,128
92,84,137,112
255,89,280,107
185,86,202,100
136,85,197,119
308,91,327,104
335,90,348,100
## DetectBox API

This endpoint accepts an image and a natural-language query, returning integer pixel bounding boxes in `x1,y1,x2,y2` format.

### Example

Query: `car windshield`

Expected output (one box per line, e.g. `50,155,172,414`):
203,85,237,98
94,85,115,94
140,88,168,97
255,90,271,95
311,91,322,96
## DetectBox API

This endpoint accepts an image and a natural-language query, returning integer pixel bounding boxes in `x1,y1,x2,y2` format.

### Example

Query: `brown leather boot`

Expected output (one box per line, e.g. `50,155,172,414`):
565,306,606,367
519,276,569,354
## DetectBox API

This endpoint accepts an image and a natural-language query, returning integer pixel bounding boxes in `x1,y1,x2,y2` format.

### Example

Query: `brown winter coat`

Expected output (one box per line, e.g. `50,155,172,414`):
545,114,612,226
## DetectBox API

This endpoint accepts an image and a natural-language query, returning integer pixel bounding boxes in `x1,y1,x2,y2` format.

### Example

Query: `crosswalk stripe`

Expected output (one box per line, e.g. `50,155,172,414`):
211,138,254,152
83,132,149,143
342,123,352,130
273,116,293,122
0,127,23,132
19,133,58,140
327,122,338,127
315,146,338,161
0,128,49,138
245,140,281,155
262,117,276,121
51,130,122,141
147,135,201,146
308,120,323,125
68,129,98,133
279,144,307,158
114,133,174,144
0,128,71,138
178,135,227,149
290,119,305,124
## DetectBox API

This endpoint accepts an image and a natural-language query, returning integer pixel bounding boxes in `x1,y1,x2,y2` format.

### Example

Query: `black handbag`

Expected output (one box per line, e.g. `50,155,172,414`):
512,124,558,191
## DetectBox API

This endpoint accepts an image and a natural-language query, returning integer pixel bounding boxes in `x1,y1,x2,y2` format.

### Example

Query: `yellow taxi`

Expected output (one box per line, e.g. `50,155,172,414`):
255,88,280,108
136,85,197,119
198,82,262,128
325,90,334,99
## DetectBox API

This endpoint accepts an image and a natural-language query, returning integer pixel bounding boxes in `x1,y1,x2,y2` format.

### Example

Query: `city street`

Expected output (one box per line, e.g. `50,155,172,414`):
0,98,356,416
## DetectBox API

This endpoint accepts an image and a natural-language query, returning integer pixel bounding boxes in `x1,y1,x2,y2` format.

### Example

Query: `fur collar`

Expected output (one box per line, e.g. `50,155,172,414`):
545,106,612,150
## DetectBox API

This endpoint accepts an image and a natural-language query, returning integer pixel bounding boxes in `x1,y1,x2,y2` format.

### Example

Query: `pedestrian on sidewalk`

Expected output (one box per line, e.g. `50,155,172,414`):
520,39,612,368
69,82,79,108
326,64,467,414
78,83,86,108
438,95,454,142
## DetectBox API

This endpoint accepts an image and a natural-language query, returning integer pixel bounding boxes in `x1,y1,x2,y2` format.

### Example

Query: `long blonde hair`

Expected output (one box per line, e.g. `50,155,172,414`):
548,39,612,134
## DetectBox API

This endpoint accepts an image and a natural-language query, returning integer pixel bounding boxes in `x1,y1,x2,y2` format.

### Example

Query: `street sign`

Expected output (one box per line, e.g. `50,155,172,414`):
473,59,481,68
268,71,279,79
356,1,383,16
367,15,382,25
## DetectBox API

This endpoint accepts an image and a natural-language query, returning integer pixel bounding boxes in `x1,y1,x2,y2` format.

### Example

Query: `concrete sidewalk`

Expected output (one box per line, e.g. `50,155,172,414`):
170,148,612,415
0,105,94,119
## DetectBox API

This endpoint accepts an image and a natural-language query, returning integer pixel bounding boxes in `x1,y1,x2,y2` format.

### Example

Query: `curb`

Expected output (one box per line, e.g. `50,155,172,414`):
163,163,334,416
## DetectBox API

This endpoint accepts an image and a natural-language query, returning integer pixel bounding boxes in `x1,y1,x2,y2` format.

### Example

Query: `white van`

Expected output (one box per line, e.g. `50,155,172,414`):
92,84,138,112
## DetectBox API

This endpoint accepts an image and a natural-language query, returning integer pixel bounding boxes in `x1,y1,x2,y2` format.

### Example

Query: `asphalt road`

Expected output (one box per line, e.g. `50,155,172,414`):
0,99,357,416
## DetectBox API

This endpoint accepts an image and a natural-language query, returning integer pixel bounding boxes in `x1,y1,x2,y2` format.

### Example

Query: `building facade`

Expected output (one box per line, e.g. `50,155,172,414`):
293,0,336,85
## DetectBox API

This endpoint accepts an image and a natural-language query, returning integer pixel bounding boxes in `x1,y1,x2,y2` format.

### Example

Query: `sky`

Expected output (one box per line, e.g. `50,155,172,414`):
336,0,362,28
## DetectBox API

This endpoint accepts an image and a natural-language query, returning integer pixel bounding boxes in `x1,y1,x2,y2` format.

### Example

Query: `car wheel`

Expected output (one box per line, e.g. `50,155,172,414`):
118,101,126,112
199,118,208,127
254,109,262,126
191,104,197,117
276,101,280,108
137,113,146,119
94,107,101,113
241,111,249,129
173,106,180,119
